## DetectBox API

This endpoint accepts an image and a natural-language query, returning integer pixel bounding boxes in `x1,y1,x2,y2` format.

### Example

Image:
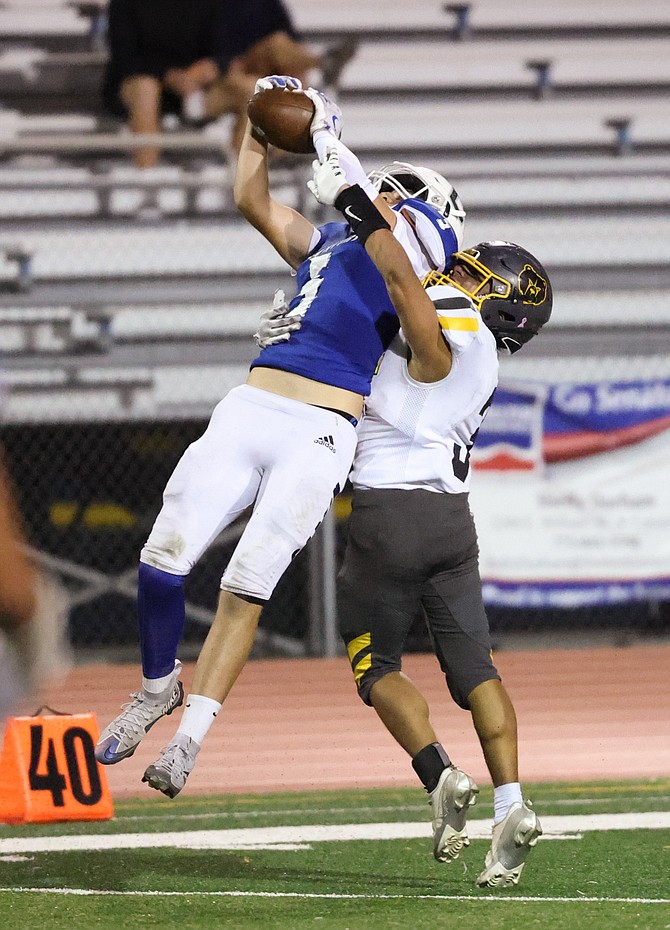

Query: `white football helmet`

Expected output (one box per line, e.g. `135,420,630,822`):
367,161,466,242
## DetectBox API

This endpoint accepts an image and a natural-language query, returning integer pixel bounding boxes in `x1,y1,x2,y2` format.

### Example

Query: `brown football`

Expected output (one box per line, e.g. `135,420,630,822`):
247,86,316,154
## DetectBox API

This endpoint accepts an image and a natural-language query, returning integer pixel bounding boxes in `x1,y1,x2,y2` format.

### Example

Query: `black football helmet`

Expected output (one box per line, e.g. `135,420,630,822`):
423,240,552,353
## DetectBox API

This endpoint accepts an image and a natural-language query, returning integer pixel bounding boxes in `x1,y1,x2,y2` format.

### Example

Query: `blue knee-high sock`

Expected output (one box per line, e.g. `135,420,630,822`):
137,562,186,679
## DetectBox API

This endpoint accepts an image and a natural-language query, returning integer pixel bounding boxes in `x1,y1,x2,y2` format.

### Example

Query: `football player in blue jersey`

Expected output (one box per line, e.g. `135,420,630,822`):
259,148,552,887
95,75,466,799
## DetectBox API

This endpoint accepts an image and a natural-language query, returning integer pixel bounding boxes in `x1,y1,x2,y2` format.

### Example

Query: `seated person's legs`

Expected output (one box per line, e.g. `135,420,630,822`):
204,21,356,152
163,58,221,124
239,30,320,85
163,58,219,98
237,30,358,90
119,74,162,168
204,63,258,151
204,32,320,154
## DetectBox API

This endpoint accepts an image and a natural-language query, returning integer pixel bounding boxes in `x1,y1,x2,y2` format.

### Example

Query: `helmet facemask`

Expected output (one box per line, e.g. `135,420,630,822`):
424,253,511,310
368,161,465,225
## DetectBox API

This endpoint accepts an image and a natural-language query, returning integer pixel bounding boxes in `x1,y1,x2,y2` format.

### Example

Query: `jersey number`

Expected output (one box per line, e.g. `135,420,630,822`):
29,723,103,806
451,391,495,482
291,250,332,319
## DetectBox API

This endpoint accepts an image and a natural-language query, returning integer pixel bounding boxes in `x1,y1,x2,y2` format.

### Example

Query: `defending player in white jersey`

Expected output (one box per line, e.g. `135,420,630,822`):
271,147,553,887
350,288,497,494
94,77,466,799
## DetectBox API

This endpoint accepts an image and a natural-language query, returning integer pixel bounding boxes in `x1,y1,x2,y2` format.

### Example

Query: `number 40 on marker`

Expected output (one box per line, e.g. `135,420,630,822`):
0,711,113,824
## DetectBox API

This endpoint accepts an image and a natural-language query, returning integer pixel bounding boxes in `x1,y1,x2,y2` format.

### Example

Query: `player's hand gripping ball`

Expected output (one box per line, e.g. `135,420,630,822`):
247,84,316,154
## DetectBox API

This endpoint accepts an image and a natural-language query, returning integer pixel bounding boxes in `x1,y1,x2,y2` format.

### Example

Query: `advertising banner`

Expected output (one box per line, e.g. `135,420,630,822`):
470,378,670,607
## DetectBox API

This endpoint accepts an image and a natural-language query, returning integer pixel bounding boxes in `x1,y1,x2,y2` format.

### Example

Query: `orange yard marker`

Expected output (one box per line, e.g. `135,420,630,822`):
0,708,113,824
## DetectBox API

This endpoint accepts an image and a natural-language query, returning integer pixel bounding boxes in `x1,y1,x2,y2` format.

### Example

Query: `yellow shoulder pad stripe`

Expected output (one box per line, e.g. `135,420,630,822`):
437,315,479,332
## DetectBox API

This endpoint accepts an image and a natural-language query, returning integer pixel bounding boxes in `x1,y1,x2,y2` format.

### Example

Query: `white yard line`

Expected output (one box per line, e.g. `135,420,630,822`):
0,888,669,904
0,811,668,855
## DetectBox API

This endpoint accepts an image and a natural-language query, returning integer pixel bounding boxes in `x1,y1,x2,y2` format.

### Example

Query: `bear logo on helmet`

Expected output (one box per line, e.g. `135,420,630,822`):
518,264,548,306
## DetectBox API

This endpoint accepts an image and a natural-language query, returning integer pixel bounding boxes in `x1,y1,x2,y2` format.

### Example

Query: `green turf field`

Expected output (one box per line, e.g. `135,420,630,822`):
1,780,669,929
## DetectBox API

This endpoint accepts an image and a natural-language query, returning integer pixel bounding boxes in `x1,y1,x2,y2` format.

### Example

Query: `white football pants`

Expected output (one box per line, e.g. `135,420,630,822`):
140,384,357,600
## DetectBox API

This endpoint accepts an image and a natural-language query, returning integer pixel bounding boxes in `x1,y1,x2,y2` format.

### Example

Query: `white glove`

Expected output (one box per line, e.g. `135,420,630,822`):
253,74,303,95
307,147,349,206
304,87,342,139
253,289,303,348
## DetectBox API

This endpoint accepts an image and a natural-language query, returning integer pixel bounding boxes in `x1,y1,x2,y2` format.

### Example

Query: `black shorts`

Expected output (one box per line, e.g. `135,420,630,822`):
220,0,296,54
102,72,183,119
338,487,499,709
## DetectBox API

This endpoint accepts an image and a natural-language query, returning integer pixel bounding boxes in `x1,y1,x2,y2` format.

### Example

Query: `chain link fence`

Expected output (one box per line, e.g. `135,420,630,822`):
2,407,668,663
1,418,319,659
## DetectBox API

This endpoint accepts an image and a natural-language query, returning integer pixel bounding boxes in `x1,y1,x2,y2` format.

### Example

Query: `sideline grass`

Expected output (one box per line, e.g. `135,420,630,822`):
1,780,669,930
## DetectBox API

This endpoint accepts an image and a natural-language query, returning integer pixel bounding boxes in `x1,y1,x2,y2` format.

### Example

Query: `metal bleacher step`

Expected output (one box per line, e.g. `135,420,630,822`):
338,37,670,98
292,0,670,40
1,207,668,281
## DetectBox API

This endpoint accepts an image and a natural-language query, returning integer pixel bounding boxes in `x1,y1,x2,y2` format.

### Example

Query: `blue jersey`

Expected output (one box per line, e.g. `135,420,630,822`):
250,222,400,396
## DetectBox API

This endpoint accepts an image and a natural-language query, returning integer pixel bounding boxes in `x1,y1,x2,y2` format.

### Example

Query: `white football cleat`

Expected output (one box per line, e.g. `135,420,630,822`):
142,733,200,798
95,661,184,764
476,800,542,887
430,765,479,862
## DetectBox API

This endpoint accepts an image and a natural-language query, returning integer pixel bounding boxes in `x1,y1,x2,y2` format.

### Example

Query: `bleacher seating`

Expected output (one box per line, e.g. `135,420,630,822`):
0,3,90,39
0,0,669,424
2,208,669,281
0,305,109,353
291,0,670,39
339,38,670,97
0,162,239,219
3,364,156,421
0,240,31,288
